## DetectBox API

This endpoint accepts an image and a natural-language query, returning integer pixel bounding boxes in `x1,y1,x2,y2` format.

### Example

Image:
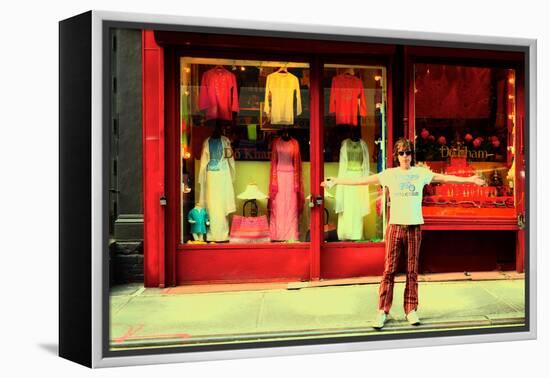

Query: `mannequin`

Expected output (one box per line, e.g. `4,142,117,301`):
198,121,236,241
335,130,371,240
280,127,291,141
188,203,210,241
268,128,304,241
211,122,223,138
349,125,361,142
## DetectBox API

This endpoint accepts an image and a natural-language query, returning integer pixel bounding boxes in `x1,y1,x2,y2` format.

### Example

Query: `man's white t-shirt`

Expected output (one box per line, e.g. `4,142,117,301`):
377,166,435,225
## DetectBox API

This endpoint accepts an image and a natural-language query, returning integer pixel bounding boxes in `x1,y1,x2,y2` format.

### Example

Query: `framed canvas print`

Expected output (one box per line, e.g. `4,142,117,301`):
59,10,537,368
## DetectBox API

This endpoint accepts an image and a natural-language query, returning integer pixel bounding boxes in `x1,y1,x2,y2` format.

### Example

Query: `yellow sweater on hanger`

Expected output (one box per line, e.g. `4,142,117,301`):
264,71,302,125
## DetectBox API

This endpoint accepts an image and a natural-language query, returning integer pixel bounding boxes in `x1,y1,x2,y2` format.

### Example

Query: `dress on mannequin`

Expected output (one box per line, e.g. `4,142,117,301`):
268,134,304,241
335,138,371,240
198,134,236,241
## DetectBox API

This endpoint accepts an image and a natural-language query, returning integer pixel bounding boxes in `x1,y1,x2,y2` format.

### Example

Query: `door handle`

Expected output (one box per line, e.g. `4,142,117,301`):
517,213,525,230
315,195,323,206
309,195,323,208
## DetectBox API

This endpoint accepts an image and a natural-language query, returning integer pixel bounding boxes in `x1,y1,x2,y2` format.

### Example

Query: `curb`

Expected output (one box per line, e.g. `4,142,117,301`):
110,316,525,350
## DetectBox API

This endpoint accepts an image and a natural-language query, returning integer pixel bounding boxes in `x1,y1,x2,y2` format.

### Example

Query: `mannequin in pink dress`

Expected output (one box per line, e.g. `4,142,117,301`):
268,129,304,241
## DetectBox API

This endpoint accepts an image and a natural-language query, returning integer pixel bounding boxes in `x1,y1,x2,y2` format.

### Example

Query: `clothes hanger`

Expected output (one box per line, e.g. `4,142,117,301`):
276,64,288,73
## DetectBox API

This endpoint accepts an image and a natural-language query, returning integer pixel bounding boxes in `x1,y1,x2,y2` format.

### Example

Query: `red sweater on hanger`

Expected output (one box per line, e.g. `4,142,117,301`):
329,74,367,126
199,67,239,121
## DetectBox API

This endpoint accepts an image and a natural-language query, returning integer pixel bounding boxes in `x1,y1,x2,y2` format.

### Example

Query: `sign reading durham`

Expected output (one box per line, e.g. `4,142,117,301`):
440,145,489,160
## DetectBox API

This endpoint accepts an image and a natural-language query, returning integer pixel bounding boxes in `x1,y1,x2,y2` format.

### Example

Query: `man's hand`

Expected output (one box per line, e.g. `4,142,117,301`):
321,177,336,189
469,175,486,186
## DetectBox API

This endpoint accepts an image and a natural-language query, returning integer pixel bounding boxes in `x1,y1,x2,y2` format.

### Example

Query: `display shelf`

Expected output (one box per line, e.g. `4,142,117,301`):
422,206,517,230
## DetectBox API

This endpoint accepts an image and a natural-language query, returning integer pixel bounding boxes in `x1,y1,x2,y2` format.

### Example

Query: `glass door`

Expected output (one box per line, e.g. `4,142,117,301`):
321,64,388,244
319,62,389,280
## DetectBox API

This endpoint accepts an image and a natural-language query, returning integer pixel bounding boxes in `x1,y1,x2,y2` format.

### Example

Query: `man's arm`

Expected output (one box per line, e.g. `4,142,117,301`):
432,173,485,186
321,174,380,188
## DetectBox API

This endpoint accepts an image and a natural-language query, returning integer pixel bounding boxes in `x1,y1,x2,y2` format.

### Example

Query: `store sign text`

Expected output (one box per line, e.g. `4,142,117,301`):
439,146,488,159
233,148,272,160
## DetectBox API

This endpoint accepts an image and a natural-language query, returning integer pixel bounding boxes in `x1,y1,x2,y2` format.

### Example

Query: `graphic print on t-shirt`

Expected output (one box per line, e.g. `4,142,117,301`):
397,173,421,197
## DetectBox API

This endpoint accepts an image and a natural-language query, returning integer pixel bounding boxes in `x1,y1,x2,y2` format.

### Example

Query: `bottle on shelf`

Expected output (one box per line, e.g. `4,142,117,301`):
490,169,503,196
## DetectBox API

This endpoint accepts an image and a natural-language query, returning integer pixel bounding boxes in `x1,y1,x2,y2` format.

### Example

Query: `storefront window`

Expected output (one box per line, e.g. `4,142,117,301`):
322,64,388,242
180,57,310,244
414,64,516,210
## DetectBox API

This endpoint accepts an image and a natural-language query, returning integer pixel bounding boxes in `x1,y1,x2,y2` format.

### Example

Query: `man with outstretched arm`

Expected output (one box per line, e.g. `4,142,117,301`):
321,138,486,329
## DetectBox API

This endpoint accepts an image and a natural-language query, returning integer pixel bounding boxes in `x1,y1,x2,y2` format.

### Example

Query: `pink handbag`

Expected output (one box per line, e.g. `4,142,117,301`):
229,215,271,243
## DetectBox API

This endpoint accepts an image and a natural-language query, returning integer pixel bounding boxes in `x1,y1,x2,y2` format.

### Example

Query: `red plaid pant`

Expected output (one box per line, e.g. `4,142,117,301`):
378,224,422,314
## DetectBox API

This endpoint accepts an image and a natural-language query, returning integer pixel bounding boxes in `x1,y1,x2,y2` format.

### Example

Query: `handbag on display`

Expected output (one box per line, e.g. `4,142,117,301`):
229,215,271,243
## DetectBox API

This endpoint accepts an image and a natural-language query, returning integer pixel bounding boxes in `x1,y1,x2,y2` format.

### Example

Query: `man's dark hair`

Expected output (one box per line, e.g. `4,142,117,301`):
393,138,415,166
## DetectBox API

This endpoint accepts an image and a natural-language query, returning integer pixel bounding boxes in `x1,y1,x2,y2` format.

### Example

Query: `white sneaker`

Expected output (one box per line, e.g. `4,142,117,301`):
406,310,421,326
373,311,387,329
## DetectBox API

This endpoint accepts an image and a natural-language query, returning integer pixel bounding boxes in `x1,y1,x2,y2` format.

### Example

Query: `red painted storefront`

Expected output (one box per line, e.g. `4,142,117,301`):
141,29,526,288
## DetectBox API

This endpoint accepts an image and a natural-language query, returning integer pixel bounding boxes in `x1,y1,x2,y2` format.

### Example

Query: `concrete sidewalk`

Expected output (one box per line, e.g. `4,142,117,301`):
109,272,525,350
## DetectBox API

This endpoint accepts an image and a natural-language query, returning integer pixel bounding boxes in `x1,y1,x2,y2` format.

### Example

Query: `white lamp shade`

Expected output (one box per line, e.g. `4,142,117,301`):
237,184,268,200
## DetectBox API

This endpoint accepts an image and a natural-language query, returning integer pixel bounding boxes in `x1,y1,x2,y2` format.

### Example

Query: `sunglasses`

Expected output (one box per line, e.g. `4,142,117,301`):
398,150,412,156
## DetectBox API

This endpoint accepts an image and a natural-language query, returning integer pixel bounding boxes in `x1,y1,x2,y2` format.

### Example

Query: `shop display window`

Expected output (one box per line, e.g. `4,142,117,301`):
413,63,517,212
322,64,388,242
179,57,310,244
